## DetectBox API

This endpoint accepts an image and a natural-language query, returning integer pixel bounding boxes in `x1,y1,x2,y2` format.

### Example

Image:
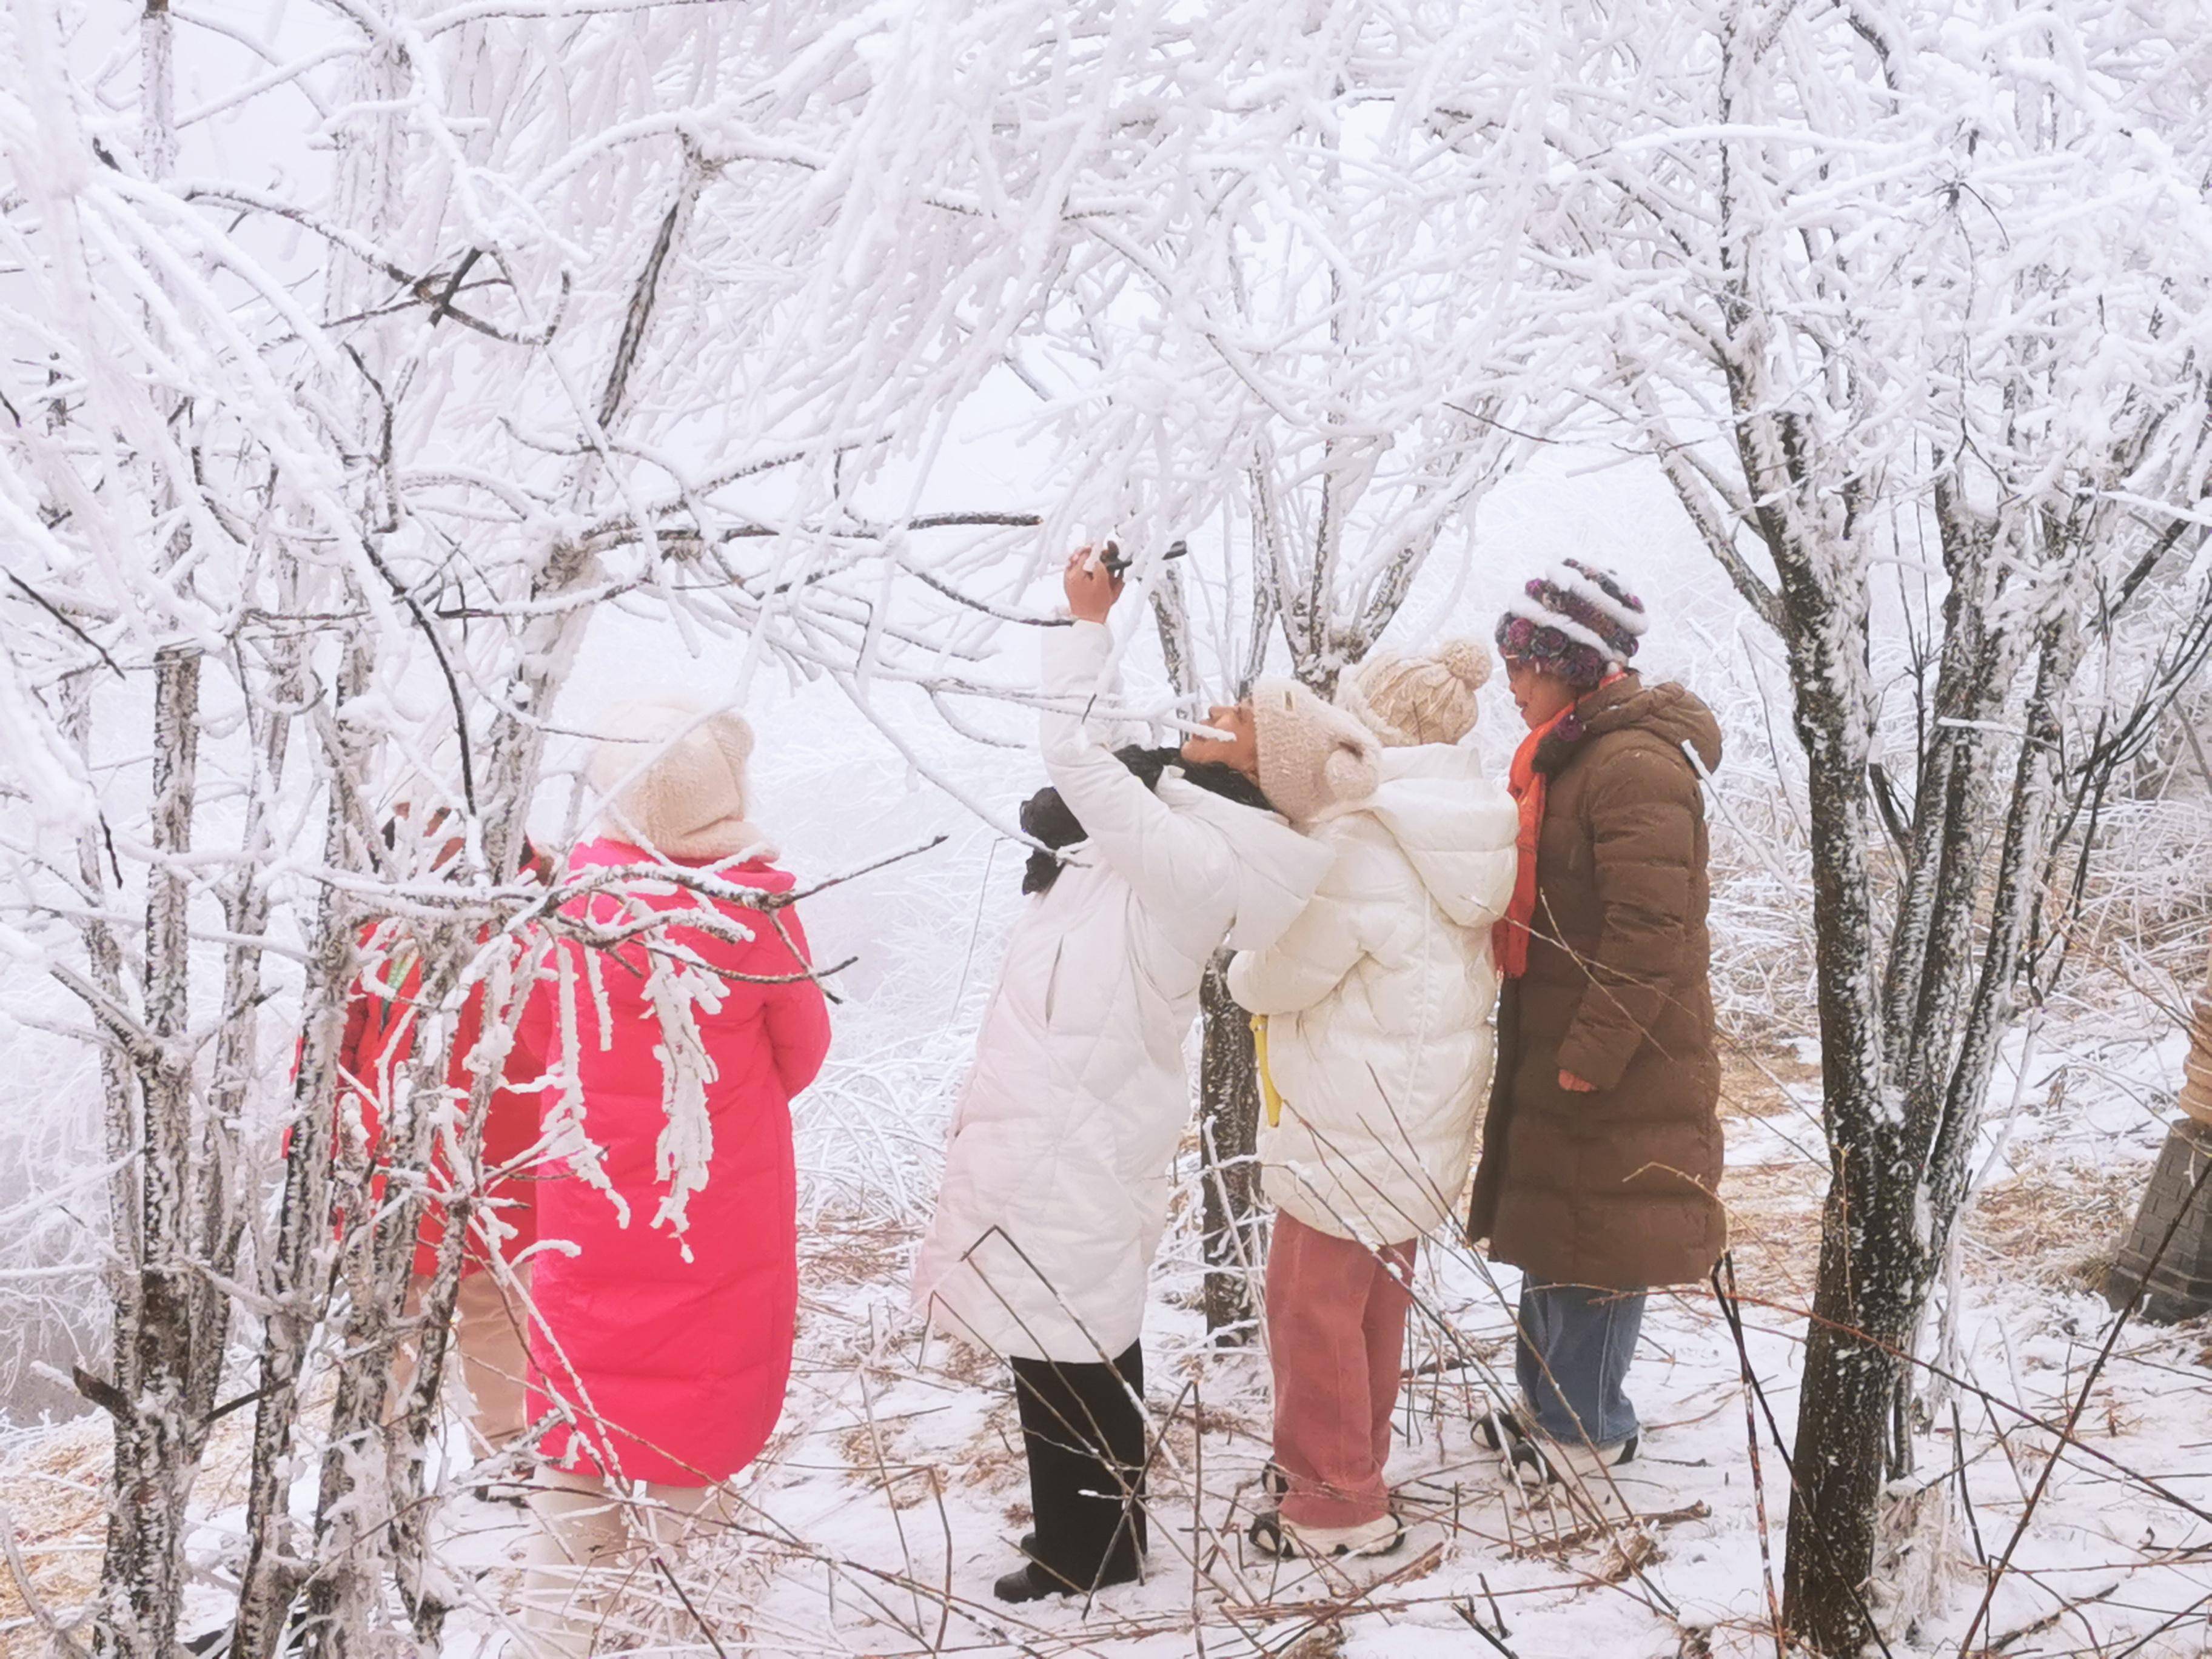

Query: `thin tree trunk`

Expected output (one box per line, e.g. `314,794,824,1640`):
190,637,306,1430
94,645,202,1659
1922,612,2079,1265
1198,954,1263,1343
307,923,481,1653
389,942,544,1643
231,638,378,1659
1746,409,1910,1654
1781,676,1916,1656
1150,560,1198,702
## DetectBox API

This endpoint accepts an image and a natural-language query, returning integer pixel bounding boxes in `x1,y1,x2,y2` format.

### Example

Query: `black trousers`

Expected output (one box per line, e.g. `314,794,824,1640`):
1010,1341,1147,1589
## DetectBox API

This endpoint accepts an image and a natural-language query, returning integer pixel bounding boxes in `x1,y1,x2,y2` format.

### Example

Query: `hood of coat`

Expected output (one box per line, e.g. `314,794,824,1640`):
1536,674,1723,779
1160,771,1335,951
1331,745,1521,927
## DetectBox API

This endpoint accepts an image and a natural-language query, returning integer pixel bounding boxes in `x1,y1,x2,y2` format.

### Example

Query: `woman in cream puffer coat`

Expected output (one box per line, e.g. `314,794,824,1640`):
1228,638,1518,1559
1232,641,1520,1246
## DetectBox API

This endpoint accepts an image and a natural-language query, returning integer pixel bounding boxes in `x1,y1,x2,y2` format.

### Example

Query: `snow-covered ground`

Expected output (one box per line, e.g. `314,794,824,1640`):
266,1022,2199,1659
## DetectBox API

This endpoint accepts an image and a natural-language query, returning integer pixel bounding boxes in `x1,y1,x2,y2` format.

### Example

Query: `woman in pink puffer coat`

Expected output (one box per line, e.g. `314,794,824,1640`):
516,699,830,1655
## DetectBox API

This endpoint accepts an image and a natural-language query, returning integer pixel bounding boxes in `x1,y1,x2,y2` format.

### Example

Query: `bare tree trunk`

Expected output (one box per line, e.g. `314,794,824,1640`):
388,944,545,1644
1149,560,1198,704
1920,613,2080,1262
83,17,214,1654
192,634,308,1432
1198,954,1263,1342
1774,583,1912,1658
231,637,378,1659
92,645,204,1659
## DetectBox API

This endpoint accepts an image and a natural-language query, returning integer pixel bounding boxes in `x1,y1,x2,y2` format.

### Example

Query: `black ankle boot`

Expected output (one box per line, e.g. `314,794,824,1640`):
991,1553,1141,1603
993,1561,1063,1603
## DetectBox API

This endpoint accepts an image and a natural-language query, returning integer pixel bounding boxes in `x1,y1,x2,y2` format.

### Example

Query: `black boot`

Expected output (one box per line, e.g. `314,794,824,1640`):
993,1561,1063,1603
992,1552,1141,1603
1005,1342,1149,1601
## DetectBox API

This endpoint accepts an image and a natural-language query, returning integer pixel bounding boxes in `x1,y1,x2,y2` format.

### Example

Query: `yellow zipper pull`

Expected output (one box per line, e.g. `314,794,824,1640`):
1252,1014,1284,1129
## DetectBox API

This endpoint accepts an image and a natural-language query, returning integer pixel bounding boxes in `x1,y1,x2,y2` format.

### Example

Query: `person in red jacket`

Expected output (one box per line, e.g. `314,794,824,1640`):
514,699,831,1655
330,804,549,1451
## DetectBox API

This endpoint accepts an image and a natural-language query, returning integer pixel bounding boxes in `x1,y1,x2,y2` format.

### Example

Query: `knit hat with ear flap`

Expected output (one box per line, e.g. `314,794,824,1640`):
1338,638,1492,748
589,697,766,861
1495,560,1649,689
1248,677,1382,825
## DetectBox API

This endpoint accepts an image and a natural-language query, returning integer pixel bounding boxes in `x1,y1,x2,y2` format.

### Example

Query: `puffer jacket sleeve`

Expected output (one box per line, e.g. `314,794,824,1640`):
1037,620,1235,918
756,905,832,1099
1225,822,1375,1015
1555,736,1700,1091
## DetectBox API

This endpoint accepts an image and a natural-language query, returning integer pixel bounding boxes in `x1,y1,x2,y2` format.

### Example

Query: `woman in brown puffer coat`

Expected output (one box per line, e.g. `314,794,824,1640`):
1467,560,1726,1488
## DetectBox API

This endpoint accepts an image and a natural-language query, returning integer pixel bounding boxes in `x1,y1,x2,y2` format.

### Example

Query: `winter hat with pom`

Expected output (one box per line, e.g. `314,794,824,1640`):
589,697,767,861
1249,677,1382,824
1339,638,1492,748
1495,560,1649,689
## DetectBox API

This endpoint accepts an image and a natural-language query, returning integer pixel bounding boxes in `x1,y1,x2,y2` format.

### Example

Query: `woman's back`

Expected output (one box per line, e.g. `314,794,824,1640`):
524,834,830,1483
1232,743,1520,1245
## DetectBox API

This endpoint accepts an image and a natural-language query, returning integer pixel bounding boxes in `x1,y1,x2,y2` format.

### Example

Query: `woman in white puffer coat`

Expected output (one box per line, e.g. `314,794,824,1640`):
913,550,1379,1605
1228,638,1519,1561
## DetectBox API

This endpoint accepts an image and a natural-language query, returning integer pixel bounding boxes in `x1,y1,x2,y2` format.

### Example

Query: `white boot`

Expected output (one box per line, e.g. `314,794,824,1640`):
1474,1406,1532,1460
1501,1429,1639,1493
1248,1509,1405,1560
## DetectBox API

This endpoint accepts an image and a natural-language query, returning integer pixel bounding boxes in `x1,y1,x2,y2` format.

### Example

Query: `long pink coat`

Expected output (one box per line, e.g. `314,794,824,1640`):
521,838,831,1485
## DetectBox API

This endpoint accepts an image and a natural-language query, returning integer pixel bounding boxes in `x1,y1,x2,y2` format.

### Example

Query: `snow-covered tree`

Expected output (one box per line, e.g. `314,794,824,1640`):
1470,2,2212,1646
0,5,958,1654
776,0,1566,1333
13,3,2212,1654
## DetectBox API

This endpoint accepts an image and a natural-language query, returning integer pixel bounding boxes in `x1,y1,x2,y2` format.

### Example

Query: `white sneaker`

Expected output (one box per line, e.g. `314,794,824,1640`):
1503,1429,1639,1489
1248,1509,1406,1560
1475,1407,1532,1460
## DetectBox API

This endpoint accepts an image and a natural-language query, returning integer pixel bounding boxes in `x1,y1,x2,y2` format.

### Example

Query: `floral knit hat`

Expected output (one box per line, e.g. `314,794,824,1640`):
1493,560,1649,689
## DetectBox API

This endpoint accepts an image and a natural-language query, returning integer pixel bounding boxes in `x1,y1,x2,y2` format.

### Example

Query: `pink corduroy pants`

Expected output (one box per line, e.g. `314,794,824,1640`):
1265,1211,1418,1529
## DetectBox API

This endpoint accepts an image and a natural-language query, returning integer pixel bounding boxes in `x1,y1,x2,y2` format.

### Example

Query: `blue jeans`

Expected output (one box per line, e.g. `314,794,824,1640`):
1514,1278,1646,1449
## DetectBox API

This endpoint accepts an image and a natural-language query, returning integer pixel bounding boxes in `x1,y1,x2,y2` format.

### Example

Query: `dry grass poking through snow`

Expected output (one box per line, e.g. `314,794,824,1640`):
1711,1045,1828,1307
0,1415,105,1658
1967,1155,2148,1297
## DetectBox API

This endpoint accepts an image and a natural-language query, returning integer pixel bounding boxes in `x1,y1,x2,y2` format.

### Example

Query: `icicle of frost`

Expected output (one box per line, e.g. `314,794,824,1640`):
544,943,626,1228
640,951,726,1258
585,940,614,1053
450,939,522,1262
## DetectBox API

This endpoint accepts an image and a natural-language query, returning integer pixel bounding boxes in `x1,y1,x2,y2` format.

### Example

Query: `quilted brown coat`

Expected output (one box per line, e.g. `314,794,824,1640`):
1467,674,1727,1290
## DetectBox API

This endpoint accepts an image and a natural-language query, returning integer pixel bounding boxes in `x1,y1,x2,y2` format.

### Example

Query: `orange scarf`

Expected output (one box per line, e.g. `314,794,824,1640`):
1493,706,1567,980
1494,675,1622,979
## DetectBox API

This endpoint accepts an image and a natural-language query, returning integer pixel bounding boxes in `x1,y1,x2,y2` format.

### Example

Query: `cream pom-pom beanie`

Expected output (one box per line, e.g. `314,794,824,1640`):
1249,677,1382,825
589,697,767,860
1337,638,1493,748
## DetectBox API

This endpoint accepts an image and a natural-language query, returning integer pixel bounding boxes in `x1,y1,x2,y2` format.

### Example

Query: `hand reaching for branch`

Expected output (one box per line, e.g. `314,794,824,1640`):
1064,547,1124,623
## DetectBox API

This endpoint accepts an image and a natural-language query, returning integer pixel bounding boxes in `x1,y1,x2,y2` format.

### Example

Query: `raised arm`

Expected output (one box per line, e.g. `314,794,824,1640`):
1036,560,1238,917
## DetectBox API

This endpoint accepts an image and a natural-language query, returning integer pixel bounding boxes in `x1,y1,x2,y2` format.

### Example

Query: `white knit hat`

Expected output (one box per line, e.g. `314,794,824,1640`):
1248,677,1381,825
589,697,766,861
1338,638,1492,748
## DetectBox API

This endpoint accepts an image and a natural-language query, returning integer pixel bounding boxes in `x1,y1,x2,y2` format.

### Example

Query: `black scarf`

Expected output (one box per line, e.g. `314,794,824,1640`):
1019,745,1274,894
